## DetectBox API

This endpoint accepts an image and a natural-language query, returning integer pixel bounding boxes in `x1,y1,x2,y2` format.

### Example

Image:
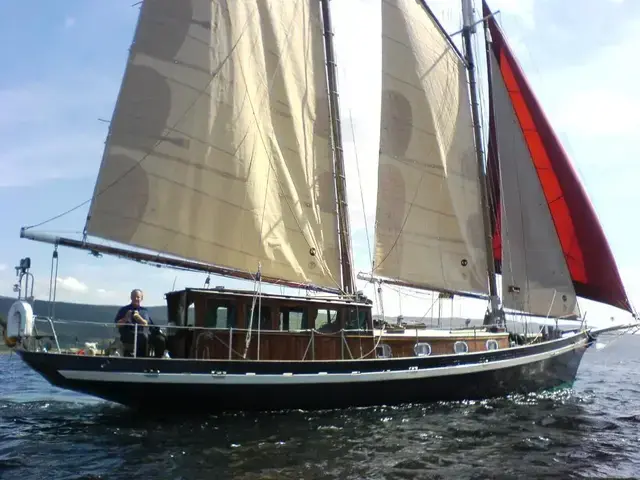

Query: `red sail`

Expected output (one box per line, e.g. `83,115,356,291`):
483,1,632,312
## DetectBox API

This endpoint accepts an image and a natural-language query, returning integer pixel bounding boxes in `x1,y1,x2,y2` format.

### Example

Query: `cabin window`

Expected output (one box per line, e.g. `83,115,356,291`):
245,305,271,330
486,339,499,351
205,302,237,329
345,308,368,330
186,304,195,327
414,342,432,357
316,309,338,332
453,341,469,354
376,343,392,358
280,308,305,330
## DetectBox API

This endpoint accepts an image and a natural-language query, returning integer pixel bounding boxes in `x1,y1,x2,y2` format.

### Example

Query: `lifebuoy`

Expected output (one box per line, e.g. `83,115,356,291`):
5,301,34,347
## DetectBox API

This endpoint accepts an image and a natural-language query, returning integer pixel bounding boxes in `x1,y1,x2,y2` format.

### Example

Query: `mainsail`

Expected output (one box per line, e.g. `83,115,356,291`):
484,1,632,314
85,0,343,290
372,0,489,296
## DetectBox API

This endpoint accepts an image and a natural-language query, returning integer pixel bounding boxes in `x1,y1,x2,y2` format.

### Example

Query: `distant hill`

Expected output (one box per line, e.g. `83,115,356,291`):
0,296,167,323
0,296,167,350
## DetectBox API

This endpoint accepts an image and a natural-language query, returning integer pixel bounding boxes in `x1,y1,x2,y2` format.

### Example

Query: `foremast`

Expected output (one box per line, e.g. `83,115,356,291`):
320,0,355,296
460,0,502,322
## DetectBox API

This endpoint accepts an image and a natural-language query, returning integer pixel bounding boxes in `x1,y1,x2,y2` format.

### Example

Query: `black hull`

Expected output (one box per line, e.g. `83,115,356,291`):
17,332,592,412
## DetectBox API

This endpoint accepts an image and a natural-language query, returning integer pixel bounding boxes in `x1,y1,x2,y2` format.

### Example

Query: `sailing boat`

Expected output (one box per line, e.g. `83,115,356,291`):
4,0,633,412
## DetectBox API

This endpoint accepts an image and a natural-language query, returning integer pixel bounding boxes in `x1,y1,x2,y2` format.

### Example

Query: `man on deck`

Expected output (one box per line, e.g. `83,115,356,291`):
115,289,166,358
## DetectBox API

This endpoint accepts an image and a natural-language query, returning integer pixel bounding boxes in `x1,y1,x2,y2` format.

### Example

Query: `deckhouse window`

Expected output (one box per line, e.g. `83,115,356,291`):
280,308,305,330
453,341,469,354
376,343,392,358
316,309,338,332
414,342,432,356
345,307,368,330
205,302,237,329
245,305,271,330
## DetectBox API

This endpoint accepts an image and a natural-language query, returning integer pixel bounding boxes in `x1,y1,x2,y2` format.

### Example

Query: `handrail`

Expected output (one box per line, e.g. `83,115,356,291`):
31,315,508,335
29,315,380,360
30,315,374,334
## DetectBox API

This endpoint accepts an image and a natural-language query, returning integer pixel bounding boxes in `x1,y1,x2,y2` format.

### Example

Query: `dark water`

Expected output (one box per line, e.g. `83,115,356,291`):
1,336,639,480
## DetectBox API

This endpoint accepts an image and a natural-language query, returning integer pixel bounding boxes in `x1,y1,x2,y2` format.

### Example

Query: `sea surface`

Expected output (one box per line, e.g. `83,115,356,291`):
0,334,639,480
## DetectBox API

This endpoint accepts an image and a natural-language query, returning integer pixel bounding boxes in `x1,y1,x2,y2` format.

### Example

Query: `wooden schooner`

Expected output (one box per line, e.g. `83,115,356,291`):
4,0,634,412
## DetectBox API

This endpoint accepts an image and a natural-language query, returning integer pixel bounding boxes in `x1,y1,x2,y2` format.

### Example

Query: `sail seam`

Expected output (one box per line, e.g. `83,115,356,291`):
231,0,343,292
24,2,252,232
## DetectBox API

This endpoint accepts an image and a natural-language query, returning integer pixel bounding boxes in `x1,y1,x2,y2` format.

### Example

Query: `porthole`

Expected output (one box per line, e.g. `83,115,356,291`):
414,342,432,357
376,343,393,359
486,339,499,351
453,341,469,354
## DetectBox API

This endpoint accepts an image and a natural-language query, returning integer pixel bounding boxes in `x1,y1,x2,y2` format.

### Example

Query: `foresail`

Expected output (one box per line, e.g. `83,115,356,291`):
488,53,577,318
484,1,632,313
373,0,489,295
85,0,342,290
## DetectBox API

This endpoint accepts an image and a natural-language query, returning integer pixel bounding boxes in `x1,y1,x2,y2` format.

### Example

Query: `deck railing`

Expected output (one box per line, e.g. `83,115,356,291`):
27,315,387,361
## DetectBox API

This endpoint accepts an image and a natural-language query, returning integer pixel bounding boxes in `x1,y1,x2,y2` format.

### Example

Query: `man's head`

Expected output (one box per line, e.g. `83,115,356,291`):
130,289,143,308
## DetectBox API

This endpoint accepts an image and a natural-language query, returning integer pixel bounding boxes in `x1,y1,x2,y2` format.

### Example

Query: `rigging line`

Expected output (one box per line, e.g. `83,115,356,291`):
23,6,258,232
382,282,442,301
234,0,344,293
415,295,441,323
347,108,373,265
596,324,640,350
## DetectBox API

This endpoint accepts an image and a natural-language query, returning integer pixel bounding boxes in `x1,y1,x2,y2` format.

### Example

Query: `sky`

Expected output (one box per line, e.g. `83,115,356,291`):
0,0,639,328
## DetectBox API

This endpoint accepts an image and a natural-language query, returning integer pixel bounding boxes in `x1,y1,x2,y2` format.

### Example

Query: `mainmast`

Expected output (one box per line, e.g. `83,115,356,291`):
460,0,500,318
319,0,355,295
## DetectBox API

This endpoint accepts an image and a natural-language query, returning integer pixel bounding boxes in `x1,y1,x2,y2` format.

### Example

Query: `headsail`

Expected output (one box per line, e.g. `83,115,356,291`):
372,0,489,296
484,1,632,314
85,0,343,290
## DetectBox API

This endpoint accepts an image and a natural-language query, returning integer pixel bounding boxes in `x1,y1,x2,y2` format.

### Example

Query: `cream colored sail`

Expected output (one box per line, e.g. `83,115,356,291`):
373,0,489,295
85,0,342,290
488,52,577,318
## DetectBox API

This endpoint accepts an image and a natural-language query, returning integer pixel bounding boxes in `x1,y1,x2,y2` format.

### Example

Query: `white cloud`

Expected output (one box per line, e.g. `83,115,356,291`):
64,17,76,29
0,264,6,272
56,276,89,293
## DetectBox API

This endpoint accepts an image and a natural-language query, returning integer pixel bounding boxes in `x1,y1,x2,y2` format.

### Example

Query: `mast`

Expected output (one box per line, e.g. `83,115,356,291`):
319,0,355,295
461,0,500,317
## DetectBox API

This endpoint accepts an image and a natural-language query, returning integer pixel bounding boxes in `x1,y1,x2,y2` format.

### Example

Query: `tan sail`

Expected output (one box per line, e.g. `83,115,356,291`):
488,51,577,317
84,0,342,290
373,0,489,295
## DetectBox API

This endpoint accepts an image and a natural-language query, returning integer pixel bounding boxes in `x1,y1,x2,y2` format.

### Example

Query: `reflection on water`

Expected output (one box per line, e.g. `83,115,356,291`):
1,335,639,479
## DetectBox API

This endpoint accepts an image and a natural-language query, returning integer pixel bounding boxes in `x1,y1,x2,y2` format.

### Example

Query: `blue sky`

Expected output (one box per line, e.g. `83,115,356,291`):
0,0,638,326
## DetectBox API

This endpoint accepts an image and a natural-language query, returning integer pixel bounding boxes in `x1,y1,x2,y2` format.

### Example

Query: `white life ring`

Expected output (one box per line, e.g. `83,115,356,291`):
5,301,35,346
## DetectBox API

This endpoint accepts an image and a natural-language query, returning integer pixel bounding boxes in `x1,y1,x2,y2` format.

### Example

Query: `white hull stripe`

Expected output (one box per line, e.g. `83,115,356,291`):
57,339,587,386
